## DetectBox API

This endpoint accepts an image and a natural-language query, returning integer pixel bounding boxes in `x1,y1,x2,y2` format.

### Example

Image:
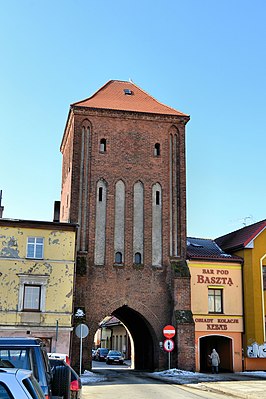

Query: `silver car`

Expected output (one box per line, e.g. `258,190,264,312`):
0,368,45,399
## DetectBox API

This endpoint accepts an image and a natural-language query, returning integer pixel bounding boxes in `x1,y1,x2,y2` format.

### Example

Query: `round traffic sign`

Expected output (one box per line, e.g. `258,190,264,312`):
163,325,176,339
75,323,89,338
163,339,174,352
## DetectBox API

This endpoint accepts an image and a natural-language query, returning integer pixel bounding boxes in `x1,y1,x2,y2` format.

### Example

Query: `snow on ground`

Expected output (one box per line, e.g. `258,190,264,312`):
81,368,266,385
81,370,107,384
151,369,266,384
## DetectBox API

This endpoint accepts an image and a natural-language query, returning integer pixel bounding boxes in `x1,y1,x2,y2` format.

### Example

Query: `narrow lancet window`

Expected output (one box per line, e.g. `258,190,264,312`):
98,187,103,202
156,190,160,205
100,138,106,152
134,252,142,264
154,143,160,156
115,251,123,264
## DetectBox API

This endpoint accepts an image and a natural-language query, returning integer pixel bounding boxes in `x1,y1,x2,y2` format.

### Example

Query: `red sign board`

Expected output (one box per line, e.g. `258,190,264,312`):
163,325,176,339
163,339,174,352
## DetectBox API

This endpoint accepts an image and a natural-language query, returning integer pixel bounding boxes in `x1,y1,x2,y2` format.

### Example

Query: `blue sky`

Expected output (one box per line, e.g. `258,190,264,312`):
0,0,265,238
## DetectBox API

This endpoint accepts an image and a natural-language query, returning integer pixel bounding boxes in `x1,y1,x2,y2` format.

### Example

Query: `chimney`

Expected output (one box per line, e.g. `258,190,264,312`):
0,190,4,218
53,201,60,222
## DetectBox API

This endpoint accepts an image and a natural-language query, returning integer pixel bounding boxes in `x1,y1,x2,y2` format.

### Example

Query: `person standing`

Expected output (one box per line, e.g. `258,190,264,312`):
209,348,220,373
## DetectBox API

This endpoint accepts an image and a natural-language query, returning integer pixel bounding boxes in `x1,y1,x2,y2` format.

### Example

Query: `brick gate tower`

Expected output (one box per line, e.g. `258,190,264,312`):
60,80,195,371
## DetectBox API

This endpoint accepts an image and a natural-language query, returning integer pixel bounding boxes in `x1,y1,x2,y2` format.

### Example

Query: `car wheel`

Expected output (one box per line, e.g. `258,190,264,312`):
52,365,71,399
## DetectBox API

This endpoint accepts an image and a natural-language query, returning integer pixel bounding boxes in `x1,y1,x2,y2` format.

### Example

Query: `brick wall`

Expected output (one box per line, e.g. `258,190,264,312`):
60,106,194,371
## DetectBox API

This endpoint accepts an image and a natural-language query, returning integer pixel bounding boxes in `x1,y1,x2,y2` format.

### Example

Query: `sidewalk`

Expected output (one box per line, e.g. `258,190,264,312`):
148,370,266,399
190,379,266,398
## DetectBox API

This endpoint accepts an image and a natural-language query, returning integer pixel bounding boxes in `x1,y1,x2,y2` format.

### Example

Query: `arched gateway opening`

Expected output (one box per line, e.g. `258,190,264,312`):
93,306,156,371
113,306,156,371
199,335,233,372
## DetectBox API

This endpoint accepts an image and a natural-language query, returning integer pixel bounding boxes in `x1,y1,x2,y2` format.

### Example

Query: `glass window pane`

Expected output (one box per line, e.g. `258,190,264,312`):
35,244,43,258
0,383,12,398
27,244,35,258
115,252,122,263
135,253,141,264
208,295,214,312
216,296,222,312
24,286,40,310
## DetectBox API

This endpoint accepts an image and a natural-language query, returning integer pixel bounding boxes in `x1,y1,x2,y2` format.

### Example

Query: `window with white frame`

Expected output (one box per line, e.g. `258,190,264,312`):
23,285,41,311
18,275,48,312
208,288,223,313
27,237,44,259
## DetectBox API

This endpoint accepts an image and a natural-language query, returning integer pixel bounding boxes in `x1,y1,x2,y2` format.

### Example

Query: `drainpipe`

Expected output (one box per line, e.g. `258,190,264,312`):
260,254,266,342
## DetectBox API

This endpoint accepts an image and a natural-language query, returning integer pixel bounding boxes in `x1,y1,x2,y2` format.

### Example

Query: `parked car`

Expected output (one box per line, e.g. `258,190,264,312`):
106,350,124,365
0,368,45,399
48,352,70,365
49,359,82,399
0,337,71,399
94,348,109,361
91,349,96,360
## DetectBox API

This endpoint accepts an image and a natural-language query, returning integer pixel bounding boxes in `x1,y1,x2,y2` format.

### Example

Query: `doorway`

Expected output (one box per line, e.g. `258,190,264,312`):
200,335,233,372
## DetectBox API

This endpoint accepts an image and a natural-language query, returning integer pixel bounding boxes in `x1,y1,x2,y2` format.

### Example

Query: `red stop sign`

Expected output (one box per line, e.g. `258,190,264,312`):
163,325,176,339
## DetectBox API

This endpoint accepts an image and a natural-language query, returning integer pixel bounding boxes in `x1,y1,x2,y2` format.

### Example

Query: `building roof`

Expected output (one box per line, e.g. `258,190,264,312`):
187,237,242,262
0,218,77,231
215,219,266,252
101,316,121,327
71,80,189,117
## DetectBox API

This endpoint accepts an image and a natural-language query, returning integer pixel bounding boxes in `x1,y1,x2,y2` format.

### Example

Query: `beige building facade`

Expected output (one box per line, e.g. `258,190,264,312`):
187,237,243,372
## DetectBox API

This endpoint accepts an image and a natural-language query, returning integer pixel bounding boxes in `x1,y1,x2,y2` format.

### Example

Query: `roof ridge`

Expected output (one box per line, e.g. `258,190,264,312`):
215,219,266,241
71,80,114,106
187,236,214,241
128,80,189,116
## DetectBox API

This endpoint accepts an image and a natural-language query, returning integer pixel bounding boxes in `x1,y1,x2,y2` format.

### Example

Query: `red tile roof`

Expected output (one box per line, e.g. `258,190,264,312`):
72,80,188,117
215,219,266,252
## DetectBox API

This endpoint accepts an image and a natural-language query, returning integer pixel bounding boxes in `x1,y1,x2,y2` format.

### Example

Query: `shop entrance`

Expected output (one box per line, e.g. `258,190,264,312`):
199,335,233,372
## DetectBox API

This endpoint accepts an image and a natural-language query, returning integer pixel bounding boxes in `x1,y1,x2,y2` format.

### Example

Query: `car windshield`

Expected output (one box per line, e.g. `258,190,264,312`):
109,351,121,355
100,349,108,354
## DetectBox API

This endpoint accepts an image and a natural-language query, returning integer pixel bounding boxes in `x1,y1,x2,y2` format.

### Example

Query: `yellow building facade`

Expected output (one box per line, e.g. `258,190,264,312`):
187,237,243,372
216,220,266,371
0,219,77,355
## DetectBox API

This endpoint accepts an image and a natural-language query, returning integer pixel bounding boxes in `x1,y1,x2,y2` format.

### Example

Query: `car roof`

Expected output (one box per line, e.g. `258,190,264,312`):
0,368,32,377
0,337,44,347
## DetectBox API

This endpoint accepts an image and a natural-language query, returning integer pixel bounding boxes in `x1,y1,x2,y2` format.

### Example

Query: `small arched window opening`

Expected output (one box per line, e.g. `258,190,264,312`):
100,138,106,152
134,252,142,264
98,187,103,202
115,251,123,264
154,143,160,156
156,190,160,205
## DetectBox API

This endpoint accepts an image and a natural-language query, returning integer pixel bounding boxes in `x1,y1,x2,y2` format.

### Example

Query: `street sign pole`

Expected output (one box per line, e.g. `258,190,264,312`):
79,333,83,376
75,323,89,376
163,326,175,370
